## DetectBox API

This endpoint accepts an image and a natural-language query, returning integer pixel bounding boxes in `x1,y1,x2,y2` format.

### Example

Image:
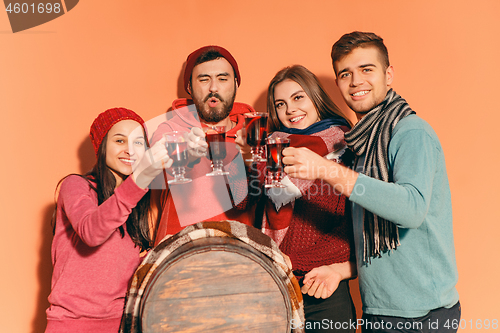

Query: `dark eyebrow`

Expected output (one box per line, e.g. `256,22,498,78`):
290,89,305,97
338,63,377,76
196,72,230,79
337,67,349,76
112,133,144,140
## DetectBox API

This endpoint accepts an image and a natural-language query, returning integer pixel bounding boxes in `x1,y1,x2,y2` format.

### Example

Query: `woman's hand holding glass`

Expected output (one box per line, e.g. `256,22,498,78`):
132,137,173,189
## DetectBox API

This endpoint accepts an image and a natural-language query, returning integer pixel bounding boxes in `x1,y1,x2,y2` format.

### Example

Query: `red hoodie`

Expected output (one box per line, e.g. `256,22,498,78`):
151,98,258,244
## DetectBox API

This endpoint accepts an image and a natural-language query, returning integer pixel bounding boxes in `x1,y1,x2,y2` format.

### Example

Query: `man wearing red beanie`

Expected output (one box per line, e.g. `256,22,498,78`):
151,45,258,244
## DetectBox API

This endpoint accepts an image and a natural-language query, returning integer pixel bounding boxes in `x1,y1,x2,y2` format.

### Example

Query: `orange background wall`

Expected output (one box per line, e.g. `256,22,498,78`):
1,1,499,332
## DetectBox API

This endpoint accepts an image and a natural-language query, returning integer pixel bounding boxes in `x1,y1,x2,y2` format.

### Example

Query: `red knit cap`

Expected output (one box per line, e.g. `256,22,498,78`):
89,107,145,157
183,45,241,93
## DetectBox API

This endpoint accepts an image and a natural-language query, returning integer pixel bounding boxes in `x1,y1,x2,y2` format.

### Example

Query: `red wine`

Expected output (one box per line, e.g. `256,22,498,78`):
206,132,227,160
266,141,290,172
245,114,267,147
166,141,188,168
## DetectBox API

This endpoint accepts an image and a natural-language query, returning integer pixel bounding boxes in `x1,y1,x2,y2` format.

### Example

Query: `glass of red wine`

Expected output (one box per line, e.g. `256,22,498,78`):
163,131,192,184
243,112,268,162
204,126,229,176
265,137,290,188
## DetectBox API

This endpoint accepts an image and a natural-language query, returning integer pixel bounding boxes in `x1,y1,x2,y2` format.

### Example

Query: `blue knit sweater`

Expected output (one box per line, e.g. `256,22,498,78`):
350,114,459,317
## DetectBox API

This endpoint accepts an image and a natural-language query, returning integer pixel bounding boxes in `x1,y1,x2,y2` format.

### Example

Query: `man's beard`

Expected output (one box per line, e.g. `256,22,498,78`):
193,90,236,123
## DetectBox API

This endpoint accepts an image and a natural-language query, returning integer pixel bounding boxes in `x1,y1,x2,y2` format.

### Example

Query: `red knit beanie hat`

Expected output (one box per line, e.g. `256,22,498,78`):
89,107,145,157
183,45,241,93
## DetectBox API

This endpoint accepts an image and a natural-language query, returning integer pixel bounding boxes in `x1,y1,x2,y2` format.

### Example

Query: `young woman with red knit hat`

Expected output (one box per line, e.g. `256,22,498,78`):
45,108,172,333
260,65,357,332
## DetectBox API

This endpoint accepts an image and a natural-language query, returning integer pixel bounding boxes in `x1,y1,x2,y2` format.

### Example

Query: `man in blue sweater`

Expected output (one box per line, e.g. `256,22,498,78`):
283,31,460,332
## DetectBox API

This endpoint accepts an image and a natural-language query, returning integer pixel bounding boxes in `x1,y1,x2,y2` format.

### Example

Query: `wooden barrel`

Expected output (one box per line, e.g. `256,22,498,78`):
139,236,293,332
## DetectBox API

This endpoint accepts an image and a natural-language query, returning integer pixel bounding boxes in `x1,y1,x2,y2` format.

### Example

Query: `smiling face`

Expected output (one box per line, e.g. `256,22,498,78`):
105,119,146,187
273,79,319,130
334,46,394,119
188,57,237,124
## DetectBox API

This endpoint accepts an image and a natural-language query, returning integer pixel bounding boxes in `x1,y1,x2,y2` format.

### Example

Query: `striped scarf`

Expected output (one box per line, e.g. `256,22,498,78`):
344,89,415,262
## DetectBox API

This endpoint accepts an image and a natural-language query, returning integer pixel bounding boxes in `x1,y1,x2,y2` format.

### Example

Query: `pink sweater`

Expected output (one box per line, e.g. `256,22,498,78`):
45,175,147,333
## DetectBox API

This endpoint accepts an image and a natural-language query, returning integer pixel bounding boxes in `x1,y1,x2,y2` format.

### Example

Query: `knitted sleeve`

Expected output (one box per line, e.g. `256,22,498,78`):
59,175,148,247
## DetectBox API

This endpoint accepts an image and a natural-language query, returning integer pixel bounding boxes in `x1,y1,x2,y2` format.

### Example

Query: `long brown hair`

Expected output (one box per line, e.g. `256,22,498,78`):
52,130,152,251
267,65,351,133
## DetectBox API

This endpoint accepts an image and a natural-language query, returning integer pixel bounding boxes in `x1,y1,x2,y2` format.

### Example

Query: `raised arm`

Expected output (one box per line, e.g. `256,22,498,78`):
283,125,439,229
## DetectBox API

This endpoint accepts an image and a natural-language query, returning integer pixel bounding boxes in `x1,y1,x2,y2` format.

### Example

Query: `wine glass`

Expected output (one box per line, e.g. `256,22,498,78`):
243,112,268,162
265,137,290,188
163,131,192,184
204,126,229,176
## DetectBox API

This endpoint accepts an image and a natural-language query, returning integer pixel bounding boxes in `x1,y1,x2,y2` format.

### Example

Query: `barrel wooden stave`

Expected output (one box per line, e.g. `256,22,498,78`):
140,237,291,332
